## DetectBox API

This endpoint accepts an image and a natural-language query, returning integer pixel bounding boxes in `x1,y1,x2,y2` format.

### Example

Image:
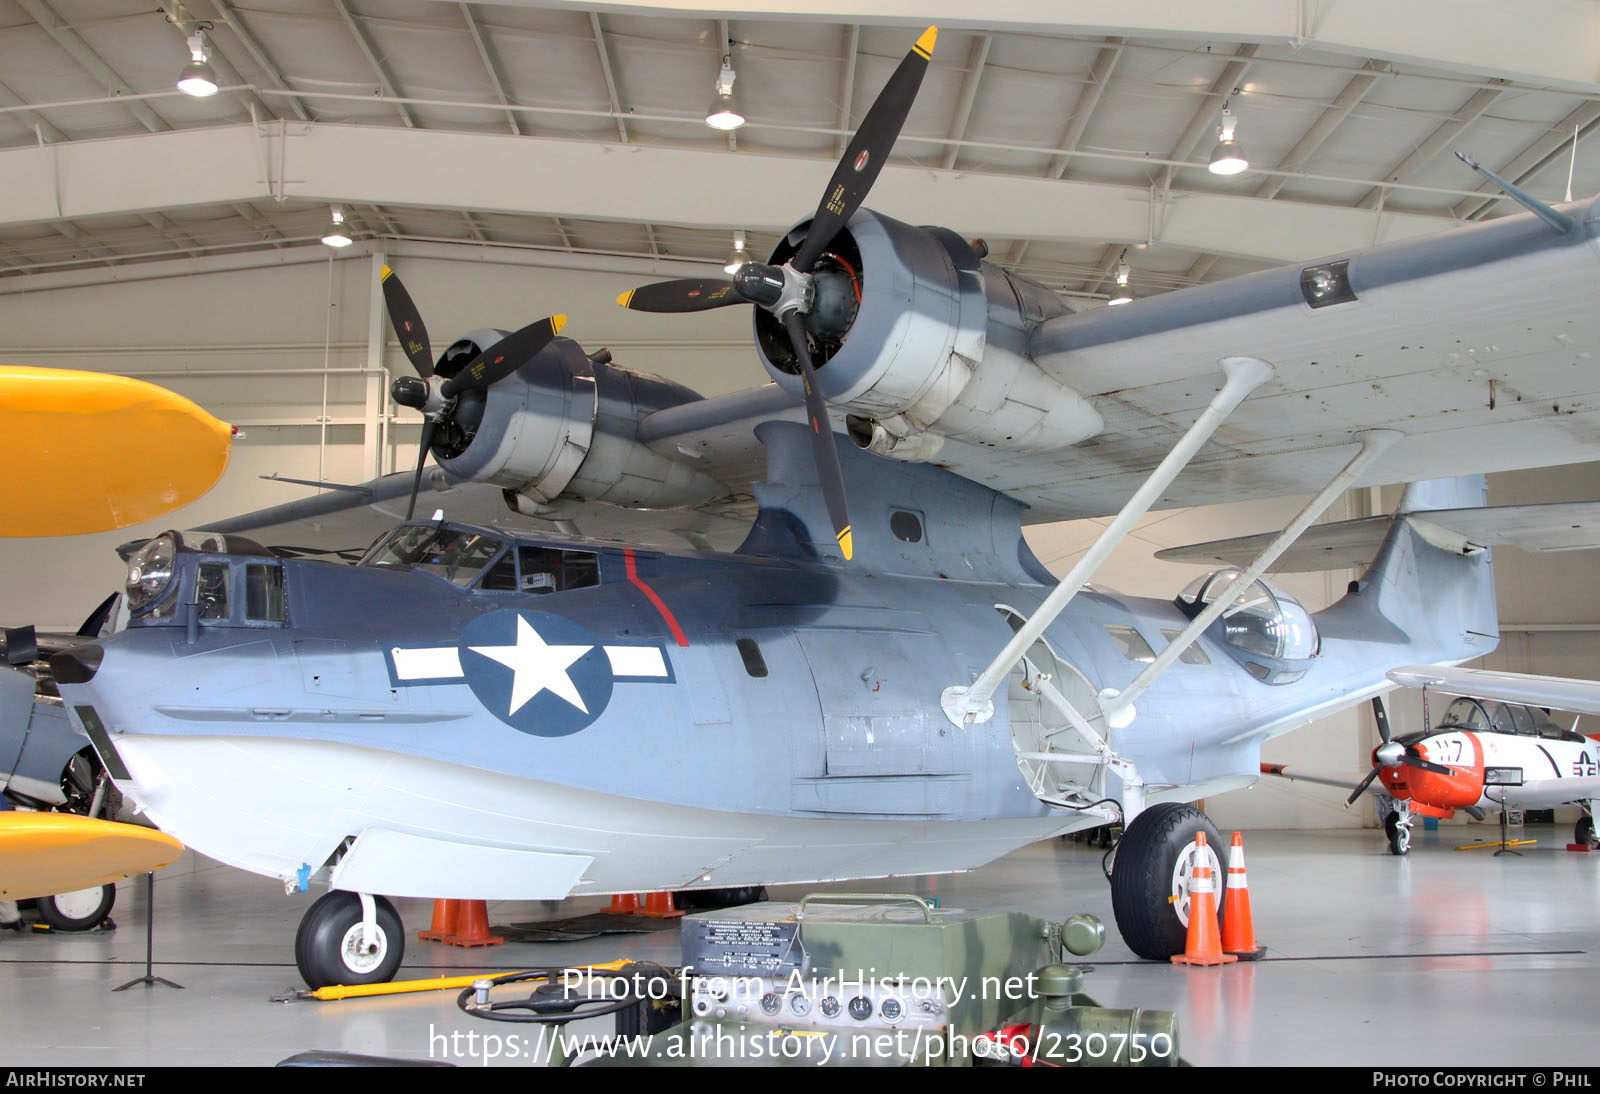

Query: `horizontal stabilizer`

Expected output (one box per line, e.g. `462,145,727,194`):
1156,500,1600,572
1388,664,1600,718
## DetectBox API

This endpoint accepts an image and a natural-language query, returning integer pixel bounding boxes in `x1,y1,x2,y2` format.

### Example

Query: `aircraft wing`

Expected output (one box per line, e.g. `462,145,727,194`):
211,195,1600,544
1259,762,1373,794
633,199,1600,525
1495,775,1600,810
201,469,759,556
1387,665,1600,717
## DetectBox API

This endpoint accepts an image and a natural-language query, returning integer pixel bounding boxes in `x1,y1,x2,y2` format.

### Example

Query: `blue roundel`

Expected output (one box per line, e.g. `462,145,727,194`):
457,610,613,737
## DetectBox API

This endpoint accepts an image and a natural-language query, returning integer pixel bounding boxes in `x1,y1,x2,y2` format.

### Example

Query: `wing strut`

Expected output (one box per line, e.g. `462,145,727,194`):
1100,427,1401,728
940,355,1274,731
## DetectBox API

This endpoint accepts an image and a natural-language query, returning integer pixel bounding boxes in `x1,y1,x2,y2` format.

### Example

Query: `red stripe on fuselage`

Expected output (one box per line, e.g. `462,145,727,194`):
624,549,689,648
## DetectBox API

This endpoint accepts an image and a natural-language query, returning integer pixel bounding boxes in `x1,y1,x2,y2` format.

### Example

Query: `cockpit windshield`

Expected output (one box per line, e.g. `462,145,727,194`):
1177,568,1319,684
360,525,506,587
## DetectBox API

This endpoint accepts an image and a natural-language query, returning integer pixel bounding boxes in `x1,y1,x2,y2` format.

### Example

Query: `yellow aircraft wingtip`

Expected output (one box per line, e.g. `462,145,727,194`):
0,366,232,537
915,26,938,58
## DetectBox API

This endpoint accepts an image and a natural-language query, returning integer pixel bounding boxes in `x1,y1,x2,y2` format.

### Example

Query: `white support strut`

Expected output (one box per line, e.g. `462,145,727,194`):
1099,427,1402,728
940,355,1274,727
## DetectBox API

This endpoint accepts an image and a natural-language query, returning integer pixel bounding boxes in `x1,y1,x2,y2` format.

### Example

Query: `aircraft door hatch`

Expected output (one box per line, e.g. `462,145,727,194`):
997,607,1113,810
792,626,962,778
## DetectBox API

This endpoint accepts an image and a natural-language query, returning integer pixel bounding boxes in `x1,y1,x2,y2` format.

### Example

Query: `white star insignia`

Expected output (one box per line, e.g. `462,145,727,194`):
469,615,593,716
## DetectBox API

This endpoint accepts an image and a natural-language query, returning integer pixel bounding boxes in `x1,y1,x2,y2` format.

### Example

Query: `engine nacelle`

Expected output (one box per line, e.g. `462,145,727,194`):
438,335,725,509
754,210,1103,455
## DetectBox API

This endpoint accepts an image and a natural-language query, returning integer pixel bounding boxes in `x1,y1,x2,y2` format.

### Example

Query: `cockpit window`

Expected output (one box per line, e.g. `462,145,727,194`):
516,546,600,594
1440,697,1491,732
360,525,507,588
1178,569,1319,662
1177,568,1318,685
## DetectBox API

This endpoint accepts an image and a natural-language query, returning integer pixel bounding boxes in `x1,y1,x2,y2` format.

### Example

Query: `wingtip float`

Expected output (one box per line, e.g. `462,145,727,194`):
0,366,231,537
0,812,184,901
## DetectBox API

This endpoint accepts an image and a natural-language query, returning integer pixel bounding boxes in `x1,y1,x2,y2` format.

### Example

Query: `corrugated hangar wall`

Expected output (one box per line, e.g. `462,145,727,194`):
1,244,1597,831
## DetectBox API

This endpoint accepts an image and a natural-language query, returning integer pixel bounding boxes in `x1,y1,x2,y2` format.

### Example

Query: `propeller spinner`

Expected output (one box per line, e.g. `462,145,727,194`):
616,25,940,561
379,264,565,519
1346,696,1453,806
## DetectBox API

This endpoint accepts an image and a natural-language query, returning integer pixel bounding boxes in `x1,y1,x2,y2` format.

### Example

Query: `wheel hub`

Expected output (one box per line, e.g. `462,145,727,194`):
339,922,389,975
1170,839,1223,928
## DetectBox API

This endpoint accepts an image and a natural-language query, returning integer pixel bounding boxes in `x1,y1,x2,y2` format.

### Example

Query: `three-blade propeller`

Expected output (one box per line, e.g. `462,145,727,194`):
1346,696,1454,806
616,25,940,561
379,264,565,520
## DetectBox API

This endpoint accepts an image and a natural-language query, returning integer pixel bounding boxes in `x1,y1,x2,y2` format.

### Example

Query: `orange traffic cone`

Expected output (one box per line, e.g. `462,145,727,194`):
608,893,641,915
1171,832,1237,966
1220,831,1266,960
440,899,504,948
637,891,684,919
417,898,460,942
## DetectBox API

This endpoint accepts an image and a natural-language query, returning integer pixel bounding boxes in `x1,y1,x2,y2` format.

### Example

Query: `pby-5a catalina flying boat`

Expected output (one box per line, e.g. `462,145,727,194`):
45,26,1600,987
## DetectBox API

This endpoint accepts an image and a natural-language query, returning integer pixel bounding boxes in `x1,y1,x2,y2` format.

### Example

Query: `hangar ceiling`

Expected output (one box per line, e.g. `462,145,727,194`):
2,0,1599,302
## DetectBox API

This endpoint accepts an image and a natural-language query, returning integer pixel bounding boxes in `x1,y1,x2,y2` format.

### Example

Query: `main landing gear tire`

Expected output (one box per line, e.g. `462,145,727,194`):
1577,815,1598,848
294,891,404,990
674,886,768,912
1111,802,1224,961
1385,814,1411,856
38,884,114,931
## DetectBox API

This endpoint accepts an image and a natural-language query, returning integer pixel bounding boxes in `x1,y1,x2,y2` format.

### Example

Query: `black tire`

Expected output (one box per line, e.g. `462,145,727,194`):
674,886,768,912
1110,802,1224,960
38,884,114,931
1386,814,1411,856
1577,815,1596,848
294,891,404,990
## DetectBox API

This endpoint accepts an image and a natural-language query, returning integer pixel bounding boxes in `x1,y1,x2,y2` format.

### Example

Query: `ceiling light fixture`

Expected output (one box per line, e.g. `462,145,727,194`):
177,30,219,98
705,53,745,131
1209,101,1248,176
724,229,748,274
321,205,353,249
1108,252,1133,306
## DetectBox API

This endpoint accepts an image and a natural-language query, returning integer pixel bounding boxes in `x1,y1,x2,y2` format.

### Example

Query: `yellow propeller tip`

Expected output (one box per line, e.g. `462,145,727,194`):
837,526,854,561
551,314,567,334
380,264,393,279
616,290,634,308
915,26,937,58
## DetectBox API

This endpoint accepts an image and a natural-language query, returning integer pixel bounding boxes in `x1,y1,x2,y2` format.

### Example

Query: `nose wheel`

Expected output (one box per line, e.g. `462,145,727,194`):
1384,807,1413,856
294,891,404,989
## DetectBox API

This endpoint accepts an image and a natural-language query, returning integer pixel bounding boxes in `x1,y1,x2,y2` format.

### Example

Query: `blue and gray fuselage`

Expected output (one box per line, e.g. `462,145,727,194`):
52,450,1493,901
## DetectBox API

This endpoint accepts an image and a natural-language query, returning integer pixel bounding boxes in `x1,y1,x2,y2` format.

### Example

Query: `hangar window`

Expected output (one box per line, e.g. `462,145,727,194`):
1177,568,1319,685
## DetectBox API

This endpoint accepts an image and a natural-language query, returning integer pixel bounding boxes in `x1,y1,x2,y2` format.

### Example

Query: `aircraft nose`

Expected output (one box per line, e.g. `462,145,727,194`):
51,644,103,684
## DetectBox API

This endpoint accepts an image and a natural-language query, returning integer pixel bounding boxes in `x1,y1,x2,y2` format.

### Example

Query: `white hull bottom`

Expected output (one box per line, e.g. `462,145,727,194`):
111,734,1104,899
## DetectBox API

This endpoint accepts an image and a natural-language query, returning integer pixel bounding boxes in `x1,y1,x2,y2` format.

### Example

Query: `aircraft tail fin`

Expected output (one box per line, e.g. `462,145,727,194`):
1318,474,1499,663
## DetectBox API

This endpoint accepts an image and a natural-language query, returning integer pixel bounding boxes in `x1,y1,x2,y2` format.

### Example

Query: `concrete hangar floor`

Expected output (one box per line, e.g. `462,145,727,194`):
2,827,1595,1068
